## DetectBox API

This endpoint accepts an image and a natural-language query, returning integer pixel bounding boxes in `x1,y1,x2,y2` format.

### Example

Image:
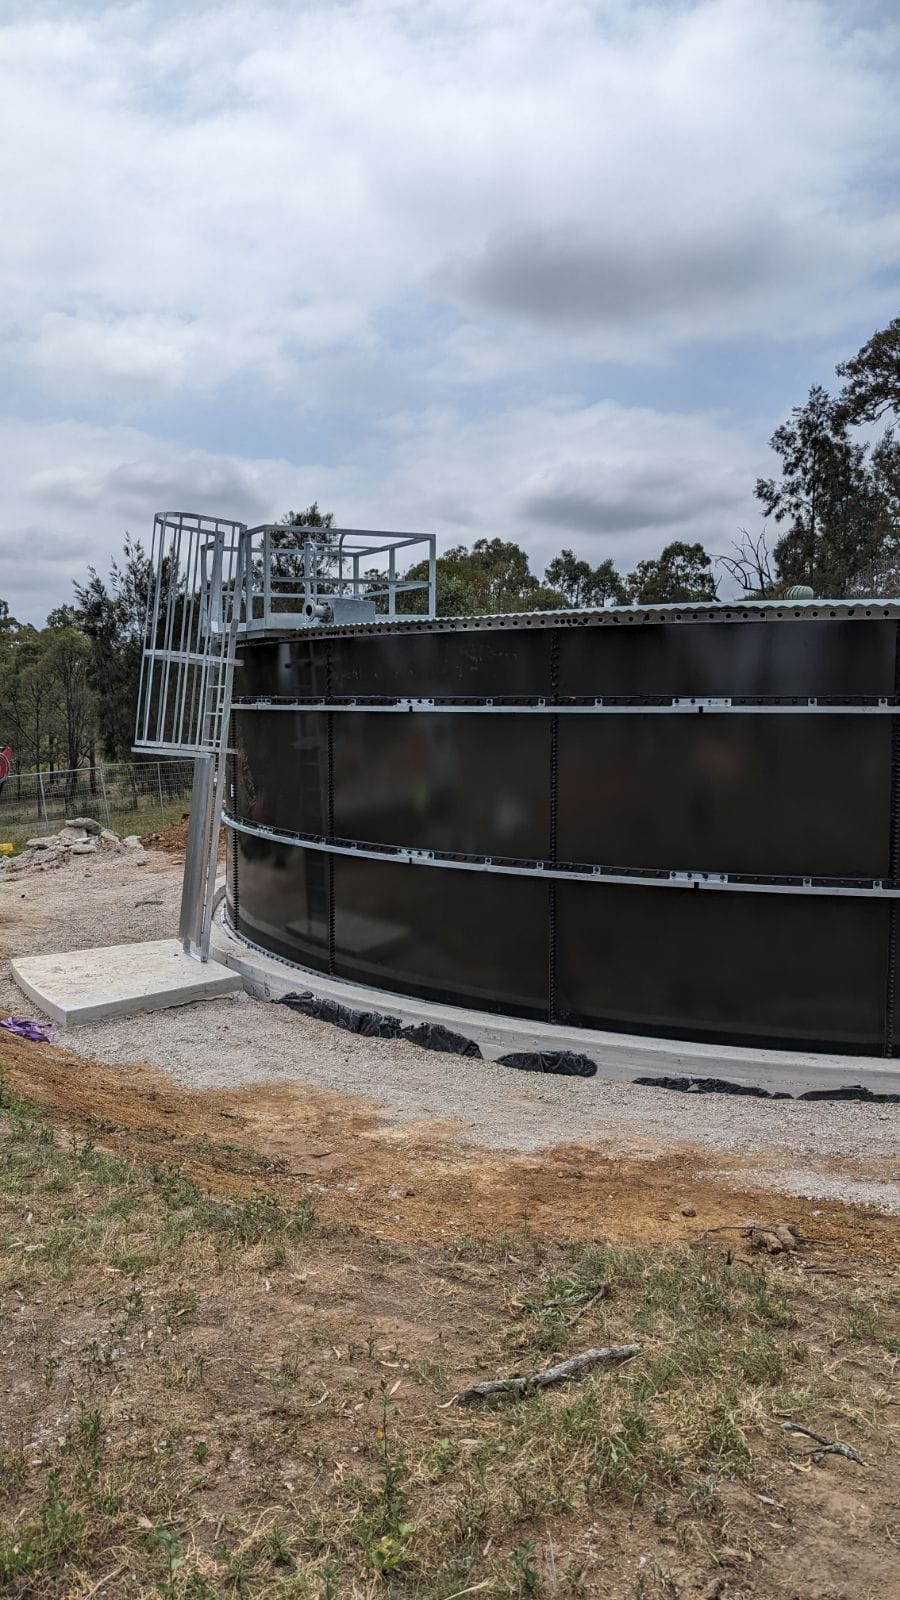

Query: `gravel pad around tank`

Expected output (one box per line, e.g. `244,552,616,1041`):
1,851,897,1211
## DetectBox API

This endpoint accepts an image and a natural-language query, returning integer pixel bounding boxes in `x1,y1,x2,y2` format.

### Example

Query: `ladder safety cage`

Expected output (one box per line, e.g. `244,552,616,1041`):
133,512,437,961
135,512,248,756
134,512,249,961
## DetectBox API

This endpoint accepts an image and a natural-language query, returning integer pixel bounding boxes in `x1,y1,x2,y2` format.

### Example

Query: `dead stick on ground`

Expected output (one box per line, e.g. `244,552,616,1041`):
567,1282,609,1327
454,1344,640,1405
781,1421,865,1466
541,1279,608,1312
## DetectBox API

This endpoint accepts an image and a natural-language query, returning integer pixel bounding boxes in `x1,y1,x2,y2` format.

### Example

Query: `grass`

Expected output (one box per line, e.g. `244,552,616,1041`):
0,795,187,851
1,1071,897,1599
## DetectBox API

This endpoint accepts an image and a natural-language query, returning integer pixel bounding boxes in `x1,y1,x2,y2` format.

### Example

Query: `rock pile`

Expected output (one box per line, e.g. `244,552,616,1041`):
0,818,148,876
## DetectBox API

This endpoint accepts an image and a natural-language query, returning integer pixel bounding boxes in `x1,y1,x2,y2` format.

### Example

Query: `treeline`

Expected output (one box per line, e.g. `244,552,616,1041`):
0,539,149,773
1,317,897,773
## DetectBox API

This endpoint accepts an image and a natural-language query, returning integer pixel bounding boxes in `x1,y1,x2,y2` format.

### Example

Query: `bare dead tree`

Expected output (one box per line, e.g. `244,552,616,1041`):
717,528,777,599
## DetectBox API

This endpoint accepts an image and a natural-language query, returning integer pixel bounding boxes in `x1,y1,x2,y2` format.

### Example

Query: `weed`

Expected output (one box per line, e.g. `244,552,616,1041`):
412,1356,447,1390
422,1436,457,1480
0,1472,84,1584
509,1537,542,1594
846,1296,879,1341
146,1526,187,1593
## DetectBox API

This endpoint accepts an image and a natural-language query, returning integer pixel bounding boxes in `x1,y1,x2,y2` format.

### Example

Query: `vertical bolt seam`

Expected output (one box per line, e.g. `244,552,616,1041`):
548,631,560,1023
326,638,336,975
885,622,900,1055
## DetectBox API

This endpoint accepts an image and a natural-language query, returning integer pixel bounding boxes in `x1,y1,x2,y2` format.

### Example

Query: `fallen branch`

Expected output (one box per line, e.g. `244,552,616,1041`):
781,1421,864,1466
541,1279,608,1313
455,1344,640,1404
567,1282,610,1327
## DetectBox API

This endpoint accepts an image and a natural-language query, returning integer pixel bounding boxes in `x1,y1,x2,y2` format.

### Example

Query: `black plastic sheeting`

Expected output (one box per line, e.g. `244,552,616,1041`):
633,1075,790,1098
496,1051,598,1078
228,614,900,1057
634,1074,900,1103
280,992,482,1058
278,993,597,1074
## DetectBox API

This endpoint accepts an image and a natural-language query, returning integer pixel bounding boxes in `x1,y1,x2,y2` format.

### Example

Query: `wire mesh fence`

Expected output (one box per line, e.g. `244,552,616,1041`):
0,759,195,842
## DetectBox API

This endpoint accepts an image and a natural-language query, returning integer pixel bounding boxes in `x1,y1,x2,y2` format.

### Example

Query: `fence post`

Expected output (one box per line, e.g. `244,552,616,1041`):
157,761,165,825
37,770,48,826
98,765,111,828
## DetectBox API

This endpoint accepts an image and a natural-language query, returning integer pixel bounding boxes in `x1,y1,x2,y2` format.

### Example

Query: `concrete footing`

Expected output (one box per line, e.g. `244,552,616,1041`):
12,939,242,1027
211,911,900,1099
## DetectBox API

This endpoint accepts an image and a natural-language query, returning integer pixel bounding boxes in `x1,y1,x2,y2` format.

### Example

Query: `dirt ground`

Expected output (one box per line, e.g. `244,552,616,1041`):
2,1029,898,1600
1,845,899,1597
1,1031,898,1269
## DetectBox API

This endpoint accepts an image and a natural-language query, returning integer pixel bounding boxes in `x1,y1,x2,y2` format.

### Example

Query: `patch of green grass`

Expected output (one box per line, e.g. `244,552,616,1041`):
0,1473,85,1585
1,1086,895,1600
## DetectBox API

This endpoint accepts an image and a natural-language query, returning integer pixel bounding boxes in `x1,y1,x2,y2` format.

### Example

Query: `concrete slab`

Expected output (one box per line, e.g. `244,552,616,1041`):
12,938,242,1027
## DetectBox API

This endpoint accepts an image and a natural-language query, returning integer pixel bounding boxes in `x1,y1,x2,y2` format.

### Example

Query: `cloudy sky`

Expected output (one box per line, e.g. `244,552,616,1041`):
1,0,899,623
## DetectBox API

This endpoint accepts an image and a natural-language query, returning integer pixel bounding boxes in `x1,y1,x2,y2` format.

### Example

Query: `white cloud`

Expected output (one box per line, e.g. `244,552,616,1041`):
0,395,759,620
0,1,898,619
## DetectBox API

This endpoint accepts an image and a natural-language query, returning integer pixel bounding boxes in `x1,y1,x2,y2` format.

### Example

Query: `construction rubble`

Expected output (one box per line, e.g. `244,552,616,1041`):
0,818,148,875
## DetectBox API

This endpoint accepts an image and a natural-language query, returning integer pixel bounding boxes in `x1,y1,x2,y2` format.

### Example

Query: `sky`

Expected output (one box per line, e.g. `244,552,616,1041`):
1,0,899,624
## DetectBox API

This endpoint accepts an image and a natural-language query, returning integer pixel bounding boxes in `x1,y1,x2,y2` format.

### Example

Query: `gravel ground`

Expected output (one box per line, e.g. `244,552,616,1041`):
2,850,898,1210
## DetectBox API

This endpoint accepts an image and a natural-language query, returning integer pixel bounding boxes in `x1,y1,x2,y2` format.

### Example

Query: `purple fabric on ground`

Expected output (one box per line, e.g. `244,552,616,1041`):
0,1016,56,1043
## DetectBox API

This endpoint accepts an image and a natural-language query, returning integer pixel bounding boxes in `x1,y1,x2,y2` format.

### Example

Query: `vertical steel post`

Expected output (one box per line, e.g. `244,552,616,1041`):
263,525,272,626
427,535,437,618
157,761,165,825
179,755,214,953
98,765,111,828
37,770,48,825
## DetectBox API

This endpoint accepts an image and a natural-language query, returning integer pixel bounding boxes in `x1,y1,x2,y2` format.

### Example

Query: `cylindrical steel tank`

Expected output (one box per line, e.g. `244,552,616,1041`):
225,602,900,1056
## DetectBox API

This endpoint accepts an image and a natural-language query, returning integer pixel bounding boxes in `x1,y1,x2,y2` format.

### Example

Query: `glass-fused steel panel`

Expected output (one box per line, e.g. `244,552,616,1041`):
557,714,891,877
327,629,551,699
559,619,897,698
332,855,548,1017
556,880,888,1052
333,714,550,857
236,638,331,701
227,610,900,1055
232,710,328,836
231,831,330,971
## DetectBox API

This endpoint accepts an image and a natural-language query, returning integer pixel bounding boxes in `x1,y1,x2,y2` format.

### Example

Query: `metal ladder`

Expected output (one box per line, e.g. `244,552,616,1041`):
134,513,247,960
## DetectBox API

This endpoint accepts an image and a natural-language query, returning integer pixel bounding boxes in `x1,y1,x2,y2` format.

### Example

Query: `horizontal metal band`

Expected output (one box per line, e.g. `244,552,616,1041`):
237,600,900,641
231,694,900,715
223,812,900,899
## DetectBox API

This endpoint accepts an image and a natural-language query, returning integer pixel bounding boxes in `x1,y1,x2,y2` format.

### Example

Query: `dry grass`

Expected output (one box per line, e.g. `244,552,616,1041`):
1,1065,898,1599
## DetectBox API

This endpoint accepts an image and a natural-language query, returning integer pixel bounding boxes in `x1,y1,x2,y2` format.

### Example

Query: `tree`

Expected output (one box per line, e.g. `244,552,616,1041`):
260,504,336,605
400,538,570,616
42,628,95,776
0,631,56,771
716,529,777,599
756,384,893,595
837,316,900,425
624,541,718,603
544,549,625,608
46,604,81,630
74,535,152,760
